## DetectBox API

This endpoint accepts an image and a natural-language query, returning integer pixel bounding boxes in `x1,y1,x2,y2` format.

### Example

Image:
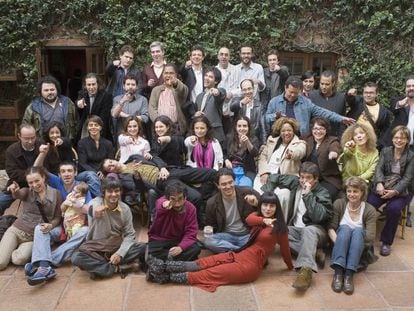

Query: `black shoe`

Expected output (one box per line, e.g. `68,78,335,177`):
331,274,343,293
343,275,354,295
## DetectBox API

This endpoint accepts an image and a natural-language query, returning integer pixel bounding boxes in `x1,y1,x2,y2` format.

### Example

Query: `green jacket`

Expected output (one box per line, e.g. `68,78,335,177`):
262,174,333,226
23,95,78,141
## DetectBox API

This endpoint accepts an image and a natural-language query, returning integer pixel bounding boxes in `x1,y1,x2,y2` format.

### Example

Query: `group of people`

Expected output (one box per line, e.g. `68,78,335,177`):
0,41,413,295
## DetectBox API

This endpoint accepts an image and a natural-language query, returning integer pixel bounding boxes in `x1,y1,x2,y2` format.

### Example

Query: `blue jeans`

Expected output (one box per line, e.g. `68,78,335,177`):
232,167,253,187
204,232,250,253
0,192,13,215
76,171,101,198
31,225,88,266
330,225,365,272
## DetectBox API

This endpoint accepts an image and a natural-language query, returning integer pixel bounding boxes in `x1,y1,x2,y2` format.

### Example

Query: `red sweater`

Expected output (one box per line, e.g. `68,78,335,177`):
148,197,198,251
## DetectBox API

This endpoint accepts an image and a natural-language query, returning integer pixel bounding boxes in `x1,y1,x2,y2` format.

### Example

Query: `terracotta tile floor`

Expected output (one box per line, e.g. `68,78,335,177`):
1,199,413,311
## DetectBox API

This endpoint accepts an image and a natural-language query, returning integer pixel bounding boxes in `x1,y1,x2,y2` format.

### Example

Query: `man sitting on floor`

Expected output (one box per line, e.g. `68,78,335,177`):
148,181,200,261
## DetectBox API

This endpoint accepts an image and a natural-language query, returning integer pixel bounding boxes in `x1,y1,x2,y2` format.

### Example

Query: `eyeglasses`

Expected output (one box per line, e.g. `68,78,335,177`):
312,127,326,132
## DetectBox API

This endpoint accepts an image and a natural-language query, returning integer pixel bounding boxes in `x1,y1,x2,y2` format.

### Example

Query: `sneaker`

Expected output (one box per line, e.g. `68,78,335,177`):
292,266,313,291
27,266,57,286
24,263,37,277
380,244,391,256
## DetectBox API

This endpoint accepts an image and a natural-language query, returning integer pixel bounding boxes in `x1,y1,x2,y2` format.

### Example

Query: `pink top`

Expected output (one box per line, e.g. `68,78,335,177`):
158,88,178,122
118,134,150,163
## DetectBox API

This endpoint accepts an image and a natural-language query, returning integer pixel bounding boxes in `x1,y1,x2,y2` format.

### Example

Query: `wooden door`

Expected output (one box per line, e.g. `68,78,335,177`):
86,48,106,80
35,48,49,79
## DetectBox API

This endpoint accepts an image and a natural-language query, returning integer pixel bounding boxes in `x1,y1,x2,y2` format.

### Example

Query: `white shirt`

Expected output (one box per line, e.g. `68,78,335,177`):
237,62,265,100
407,106,414,145
191,68,203,104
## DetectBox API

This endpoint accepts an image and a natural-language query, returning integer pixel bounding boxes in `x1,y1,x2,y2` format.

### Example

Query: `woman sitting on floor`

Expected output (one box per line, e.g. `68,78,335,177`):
328,176,377,295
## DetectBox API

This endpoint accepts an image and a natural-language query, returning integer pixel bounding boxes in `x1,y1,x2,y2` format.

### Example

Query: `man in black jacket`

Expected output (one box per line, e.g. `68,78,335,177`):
386,75,414,148
346,81,391,150
0,124,41,215
204,168,260,253
76,73,113,143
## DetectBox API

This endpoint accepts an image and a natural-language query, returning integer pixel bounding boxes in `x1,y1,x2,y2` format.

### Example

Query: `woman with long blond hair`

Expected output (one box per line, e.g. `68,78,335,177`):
340,123,379,183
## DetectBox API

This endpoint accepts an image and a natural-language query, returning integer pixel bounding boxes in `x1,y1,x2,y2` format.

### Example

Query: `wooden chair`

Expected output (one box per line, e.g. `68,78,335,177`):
378,203,408,240
400,204,408,240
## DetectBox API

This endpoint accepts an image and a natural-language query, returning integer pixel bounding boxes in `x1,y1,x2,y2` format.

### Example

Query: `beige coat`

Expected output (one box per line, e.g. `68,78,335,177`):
149,80,189,135
257,135,306,177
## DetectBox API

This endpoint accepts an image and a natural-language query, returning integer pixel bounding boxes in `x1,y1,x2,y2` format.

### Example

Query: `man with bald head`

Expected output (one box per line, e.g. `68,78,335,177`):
0,123,42,214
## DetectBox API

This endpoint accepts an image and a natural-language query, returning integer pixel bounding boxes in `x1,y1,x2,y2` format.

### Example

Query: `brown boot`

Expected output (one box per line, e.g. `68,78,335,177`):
292,267,313,291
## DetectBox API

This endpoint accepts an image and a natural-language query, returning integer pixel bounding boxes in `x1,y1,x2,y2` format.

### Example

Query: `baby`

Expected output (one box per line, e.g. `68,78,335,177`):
61,182,88,239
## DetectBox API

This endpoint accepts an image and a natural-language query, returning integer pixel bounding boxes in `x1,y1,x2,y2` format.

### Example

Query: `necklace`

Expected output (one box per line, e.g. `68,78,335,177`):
348,203,361,212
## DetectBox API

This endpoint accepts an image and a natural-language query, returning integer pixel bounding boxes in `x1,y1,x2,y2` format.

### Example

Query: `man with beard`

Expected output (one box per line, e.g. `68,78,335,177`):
149,64,189,135
388,75,414,149
237,45,265,104
76,73,113,143
387,74,414,227
111,74,149,137
147,181,200,261
23,75,77,141
308,70,355,137
71,177,146,279
346,81,391,150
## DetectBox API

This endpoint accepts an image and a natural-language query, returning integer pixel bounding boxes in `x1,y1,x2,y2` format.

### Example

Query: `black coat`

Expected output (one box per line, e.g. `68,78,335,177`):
347,95,391,149
76,89,113,143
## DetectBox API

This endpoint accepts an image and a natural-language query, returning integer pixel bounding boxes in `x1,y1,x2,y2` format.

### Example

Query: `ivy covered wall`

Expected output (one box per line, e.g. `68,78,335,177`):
0,0,413,102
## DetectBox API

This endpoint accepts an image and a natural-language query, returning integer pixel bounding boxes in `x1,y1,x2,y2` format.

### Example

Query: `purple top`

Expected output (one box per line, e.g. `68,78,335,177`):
148,197,198,251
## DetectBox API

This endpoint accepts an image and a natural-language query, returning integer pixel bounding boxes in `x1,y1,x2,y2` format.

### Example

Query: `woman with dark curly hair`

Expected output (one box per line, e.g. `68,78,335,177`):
254,117,306,192
146,192,293,292
42,122,74,174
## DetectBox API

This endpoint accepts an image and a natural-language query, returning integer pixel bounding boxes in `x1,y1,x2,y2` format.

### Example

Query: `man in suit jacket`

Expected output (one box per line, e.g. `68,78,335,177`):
386,75,414,148
76,73,113,143
180,45,206,122
346,81,391,150
194,67,226,145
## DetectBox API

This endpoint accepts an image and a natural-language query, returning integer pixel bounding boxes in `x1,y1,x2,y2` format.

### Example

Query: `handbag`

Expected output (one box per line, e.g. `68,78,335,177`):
383,175,401,189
